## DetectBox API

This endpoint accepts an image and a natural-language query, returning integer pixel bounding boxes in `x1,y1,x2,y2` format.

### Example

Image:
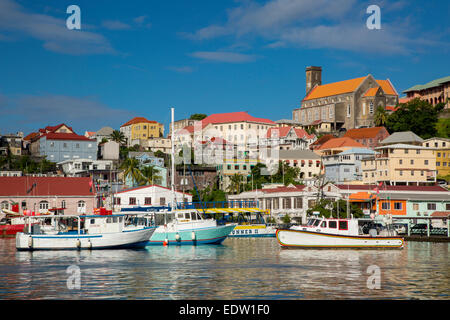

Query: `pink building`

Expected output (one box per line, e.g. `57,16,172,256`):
403,76,450,109
0,177,96,215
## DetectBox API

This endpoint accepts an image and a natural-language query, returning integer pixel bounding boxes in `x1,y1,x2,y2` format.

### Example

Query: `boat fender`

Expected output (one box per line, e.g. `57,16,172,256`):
28,236,33,248
191,231,196,241
163,238,168,246
175,233,181,242
76,239,81,249
88,240,92,249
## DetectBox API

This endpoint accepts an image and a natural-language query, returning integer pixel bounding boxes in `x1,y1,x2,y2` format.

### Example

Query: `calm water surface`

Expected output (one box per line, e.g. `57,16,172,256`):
0,238,448,299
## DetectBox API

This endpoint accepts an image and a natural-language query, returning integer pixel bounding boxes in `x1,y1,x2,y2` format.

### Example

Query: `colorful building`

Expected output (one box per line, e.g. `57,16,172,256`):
343,126,390,149
362,144,437,185
422,137,450,177
293,66,399,132
403,76,450,109
120,117,164,147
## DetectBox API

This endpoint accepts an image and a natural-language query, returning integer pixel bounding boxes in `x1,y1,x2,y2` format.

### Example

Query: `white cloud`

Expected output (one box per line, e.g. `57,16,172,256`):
184,0,445,55
102,20,132,30
0,0,115,55
190,51,259,63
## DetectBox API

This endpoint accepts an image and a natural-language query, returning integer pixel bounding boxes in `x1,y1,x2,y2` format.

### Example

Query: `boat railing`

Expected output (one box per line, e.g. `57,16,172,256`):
175,200,259,209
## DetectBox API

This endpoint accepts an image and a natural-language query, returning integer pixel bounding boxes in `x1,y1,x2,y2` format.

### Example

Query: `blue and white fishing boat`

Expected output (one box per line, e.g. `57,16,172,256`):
16,214,156,251
147,209,236,245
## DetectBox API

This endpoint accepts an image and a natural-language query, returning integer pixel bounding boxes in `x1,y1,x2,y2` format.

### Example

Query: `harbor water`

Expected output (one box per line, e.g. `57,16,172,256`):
0,238,448,300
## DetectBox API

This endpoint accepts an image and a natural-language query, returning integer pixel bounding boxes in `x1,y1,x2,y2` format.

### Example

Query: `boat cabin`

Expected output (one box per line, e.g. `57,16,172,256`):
295,217,360,236
84,215,126,234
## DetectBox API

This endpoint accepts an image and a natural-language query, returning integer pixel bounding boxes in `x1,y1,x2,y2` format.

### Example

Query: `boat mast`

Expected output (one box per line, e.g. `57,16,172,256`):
171,107,176,211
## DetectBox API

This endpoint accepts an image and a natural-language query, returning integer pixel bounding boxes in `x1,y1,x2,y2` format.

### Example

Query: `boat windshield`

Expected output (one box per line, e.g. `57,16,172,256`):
313,219,321,227
306,219,316,226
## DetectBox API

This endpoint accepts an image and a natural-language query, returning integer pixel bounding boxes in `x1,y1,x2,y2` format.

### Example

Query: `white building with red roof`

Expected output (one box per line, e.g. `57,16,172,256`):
112,184,192,210
29,123,97,162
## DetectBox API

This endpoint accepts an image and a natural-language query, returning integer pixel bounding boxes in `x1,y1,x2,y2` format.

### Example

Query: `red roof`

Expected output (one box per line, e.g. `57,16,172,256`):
267,126,315,139
254,185,306,194
344,127,388,139
0,177,95,197
385,105,399,112
317,137,365,150
43,132,95,142
115,184,192,196
335,184,449,192
431,211,450,217
121,117,158,128
23,132,39,141
201,112,275,125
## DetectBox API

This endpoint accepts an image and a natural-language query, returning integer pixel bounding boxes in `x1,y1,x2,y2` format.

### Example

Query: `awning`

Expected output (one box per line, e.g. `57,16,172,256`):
349,192,377,202
431,211,450,217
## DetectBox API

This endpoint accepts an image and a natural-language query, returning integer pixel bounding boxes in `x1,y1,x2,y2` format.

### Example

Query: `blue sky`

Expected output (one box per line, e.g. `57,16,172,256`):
0,0,449,136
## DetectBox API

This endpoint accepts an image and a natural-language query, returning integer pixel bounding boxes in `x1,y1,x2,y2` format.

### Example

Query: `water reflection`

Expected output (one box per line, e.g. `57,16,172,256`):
0,238,448,299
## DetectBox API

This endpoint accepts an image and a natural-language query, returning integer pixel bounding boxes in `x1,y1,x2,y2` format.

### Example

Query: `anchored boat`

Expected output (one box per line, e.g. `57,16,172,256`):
16,214,156,250
276,216,404,249
147,209,236,245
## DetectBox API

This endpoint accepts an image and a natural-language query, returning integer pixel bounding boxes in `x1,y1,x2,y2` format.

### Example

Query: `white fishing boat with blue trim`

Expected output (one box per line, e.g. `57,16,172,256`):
148,209,236,245
16,214,156,251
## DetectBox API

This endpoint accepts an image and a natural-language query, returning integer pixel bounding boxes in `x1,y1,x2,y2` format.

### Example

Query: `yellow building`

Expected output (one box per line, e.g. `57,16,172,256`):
423,138,450,177
362,144,437,185
120,117,164,147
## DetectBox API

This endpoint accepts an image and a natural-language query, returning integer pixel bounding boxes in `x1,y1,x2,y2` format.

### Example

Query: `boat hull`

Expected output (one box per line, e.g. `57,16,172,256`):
228,225,276,238
16,227,156,251
147,224,235,245
0,224,27,237
276,229,404,249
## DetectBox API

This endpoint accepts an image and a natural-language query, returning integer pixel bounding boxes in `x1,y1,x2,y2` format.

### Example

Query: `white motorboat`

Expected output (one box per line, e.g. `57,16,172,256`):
16,214,156,250
276,216,404,249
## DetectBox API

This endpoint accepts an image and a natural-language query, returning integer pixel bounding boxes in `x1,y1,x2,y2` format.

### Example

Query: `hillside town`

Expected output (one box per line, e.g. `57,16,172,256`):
1,67,449,226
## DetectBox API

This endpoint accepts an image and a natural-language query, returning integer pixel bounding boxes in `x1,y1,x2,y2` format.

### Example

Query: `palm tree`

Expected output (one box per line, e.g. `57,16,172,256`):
109,130,127,145
227,173,243,194
120,158,142,187
374,106,388,127
139,165,162,186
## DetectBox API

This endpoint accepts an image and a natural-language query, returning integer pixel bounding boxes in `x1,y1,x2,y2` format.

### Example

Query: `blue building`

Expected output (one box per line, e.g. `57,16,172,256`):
30,124,98,163
323,148,376,183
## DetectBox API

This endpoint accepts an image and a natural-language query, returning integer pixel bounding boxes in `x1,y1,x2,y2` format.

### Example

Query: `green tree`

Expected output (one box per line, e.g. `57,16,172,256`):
139,165,162,185
120,158,142,186
436,118,450,138
374,106,388,126
189,113,207,121
307,199,363,219
227,173,244,194
386,98,445,139
109,130,127,145
281,214,291,224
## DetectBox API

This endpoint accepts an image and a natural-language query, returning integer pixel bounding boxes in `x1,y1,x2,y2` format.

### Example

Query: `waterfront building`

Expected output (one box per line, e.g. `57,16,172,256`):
112,184,192,210
29,124,97,163
120,117,164,147
422,137,450,177
293,66,399,132
0,176,95,215
313,136,366,157
88,126,114,143
361,144,437,185
0,171,22,177
403,76,450,109
340,184,450,224
343,126,390,149
217,157,259,192
323,148,376,183
128,151,165,167
228,183,342,224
